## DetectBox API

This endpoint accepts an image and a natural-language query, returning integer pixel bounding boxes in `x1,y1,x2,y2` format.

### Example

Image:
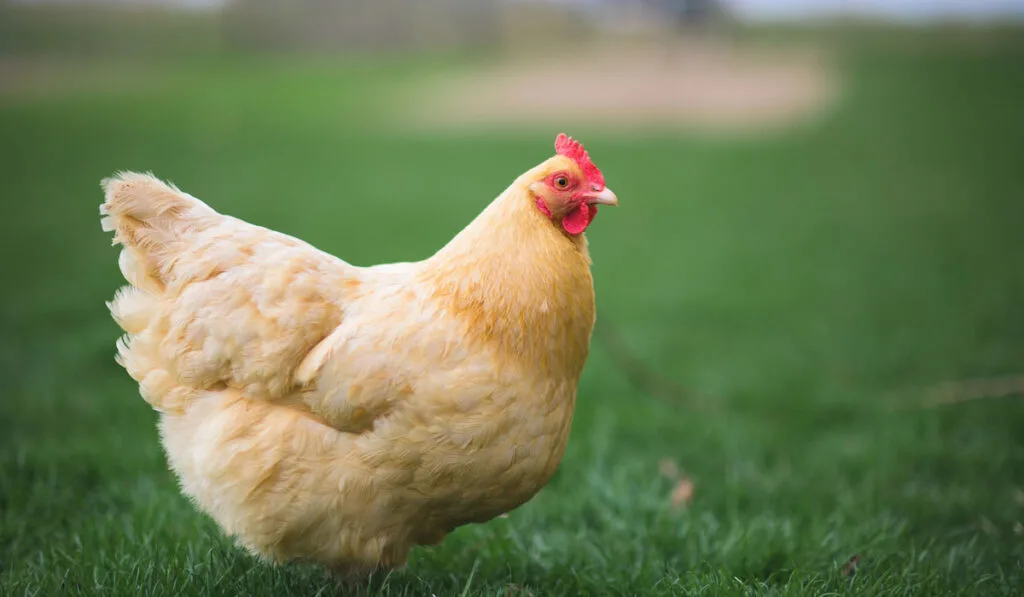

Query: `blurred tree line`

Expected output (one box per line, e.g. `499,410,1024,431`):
223,0,502,53
0,0,726,60
224,0,725,53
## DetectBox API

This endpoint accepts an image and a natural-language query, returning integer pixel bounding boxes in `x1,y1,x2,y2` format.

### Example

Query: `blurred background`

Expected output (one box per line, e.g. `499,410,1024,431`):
1,1,1023,595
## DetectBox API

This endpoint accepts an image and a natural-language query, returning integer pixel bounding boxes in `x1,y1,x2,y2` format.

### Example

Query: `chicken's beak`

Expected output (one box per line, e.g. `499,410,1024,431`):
586,187,618,207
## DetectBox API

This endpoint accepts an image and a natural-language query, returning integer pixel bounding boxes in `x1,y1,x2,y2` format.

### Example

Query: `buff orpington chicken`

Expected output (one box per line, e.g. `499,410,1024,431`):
100,134,618,577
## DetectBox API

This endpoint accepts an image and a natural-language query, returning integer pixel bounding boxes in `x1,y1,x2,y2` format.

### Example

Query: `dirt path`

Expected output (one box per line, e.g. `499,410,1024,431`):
403,40,838,133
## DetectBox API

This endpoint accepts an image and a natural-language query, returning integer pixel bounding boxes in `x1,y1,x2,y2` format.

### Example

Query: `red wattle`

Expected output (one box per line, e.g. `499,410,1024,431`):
562,203,597,235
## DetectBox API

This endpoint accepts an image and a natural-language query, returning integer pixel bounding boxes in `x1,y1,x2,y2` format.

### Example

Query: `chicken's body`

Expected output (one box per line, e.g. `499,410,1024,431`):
101,136,616,575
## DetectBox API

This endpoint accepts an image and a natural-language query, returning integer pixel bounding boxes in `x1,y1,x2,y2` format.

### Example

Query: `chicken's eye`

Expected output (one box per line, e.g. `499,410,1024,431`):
554,176,569,189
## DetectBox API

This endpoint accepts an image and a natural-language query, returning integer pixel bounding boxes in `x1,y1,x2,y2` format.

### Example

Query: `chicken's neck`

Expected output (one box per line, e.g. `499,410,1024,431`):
423,180,596,378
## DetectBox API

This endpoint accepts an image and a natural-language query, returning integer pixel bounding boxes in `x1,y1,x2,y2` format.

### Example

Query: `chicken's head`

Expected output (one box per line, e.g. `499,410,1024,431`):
529,134,617,235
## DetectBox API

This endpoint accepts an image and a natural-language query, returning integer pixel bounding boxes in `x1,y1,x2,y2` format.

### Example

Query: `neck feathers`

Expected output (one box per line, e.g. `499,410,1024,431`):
424,178,596,376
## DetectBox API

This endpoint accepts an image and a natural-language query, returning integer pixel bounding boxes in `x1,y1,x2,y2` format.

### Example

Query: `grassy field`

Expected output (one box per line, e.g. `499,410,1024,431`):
2,27,1024,596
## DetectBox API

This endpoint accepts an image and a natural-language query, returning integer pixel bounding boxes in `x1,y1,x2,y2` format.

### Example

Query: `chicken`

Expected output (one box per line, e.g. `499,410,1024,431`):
100,134,618,577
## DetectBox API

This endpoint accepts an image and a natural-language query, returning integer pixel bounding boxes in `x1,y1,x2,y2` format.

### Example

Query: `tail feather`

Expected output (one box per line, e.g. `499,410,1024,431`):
100,171,217,292
107,286,154,334
101,171,219,414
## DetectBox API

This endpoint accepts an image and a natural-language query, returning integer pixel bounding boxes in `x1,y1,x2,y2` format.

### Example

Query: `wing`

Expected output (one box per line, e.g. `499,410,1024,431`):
293,265,426,433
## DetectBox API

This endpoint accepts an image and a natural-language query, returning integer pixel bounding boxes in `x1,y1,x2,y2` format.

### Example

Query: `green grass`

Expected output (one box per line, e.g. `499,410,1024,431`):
2,29,1024,596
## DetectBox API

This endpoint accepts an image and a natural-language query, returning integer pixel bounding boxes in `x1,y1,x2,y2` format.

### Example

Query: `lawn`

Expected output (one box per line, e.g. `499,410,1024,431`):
2,26,1024,596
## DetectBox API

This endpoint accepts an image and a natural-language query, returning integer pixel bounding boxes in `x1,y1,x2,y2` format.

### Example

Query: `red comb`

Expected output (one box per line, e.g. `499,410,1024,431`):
555,133,605,188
